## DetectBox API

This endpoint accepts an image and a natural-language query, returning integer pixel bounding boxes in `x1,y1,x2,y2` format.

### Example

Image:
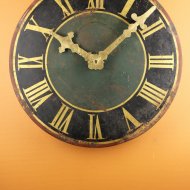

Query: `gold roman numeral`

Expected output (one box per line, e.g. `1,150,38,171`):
148,53,175,70
18,54,44,70
122,108,141,133
87,0,105,9
138,80,168,108
140,18,166,39
23,79,53,111
54,0,75,17
87,114,104,140
25,16,52,41
119,0,135,17
50,103,74,134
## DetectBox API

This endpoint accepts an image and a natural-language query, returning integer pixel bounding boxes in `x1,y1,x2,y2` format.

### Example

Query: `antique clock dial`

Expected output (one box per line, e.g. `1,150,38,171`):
10,0,181,147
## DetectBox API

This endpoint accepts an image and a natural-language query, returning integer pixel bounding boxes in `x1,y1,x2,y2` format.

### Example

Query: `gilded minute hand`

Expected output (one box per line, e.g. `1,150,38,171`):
91,6,157,70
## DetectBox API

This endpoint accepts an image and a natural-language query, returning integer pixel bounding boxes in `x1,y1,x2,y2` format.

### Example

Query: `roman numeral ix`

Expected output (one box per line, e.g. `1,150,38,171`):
18,54,44,70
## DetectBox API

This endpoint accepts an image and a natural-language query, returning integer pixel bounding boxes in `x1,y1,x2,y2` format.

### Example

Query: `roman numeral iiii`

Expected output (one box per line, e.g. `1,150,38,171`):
138,80,168,108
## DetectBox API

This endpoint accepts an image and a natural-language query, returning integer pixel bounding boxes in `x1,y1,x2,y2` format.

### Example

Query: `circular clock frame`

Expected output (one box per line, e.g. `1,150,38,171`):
10,0,182,147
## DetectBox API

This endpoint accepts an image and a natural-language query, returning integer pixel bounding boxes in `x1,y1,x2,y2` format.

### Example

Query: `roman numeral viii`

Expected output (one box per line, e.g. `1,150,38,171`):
138,80,168,108
87,114,104,140
50,103,74,134
54,0,75,18
25,16,52,41
148,53,175,70
140,18,166,39
122,108,141,133
119,0,135,17
18,54,44,70
87,0,105,9
23,79,53,111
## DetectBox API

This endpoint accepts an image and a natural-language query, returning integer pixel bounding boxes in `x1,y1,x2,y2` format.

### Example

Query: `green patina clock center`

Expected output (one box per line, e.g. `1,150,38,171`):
45,11,146,112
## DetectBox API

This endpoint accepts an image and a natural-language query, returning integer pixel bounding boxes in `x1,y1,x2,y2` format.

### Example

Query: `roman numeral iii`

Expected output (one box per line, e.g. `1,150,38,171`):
119,0,135,17
148,53,175,70
50,103,74,134
18,54,44,70
140,18,166,39
122,108,141,133
23,79,53,111
25,16,52,41
138,80,168,108
54,0,75,17
87,0,105,9
87,114,104,140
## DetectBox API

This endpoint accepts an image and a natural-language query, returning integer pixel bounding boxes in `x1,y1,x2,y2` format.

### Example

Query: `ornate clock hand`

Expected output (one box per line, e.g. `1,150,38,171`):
51,31,94,64
27,25,94,63
51,31,103,70
89,6,157,70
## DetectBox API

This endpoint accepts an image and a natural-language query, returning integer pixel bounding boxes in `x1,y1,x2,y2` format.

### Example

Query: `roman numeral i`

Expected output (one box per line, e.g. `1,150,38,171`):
119,0,135,17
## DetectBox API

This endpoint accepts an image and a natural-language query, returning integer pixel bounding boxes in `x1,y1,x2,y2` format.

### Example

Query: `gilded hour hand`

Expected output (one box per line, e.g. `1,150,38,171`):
90,6,157,70
51,31,94,63
26,23,94,62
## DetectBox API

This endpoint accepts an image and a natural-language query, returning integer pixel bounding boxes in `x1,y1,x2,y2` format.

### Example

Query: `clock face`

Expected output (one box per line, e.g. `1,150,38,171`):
10,0,181,147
